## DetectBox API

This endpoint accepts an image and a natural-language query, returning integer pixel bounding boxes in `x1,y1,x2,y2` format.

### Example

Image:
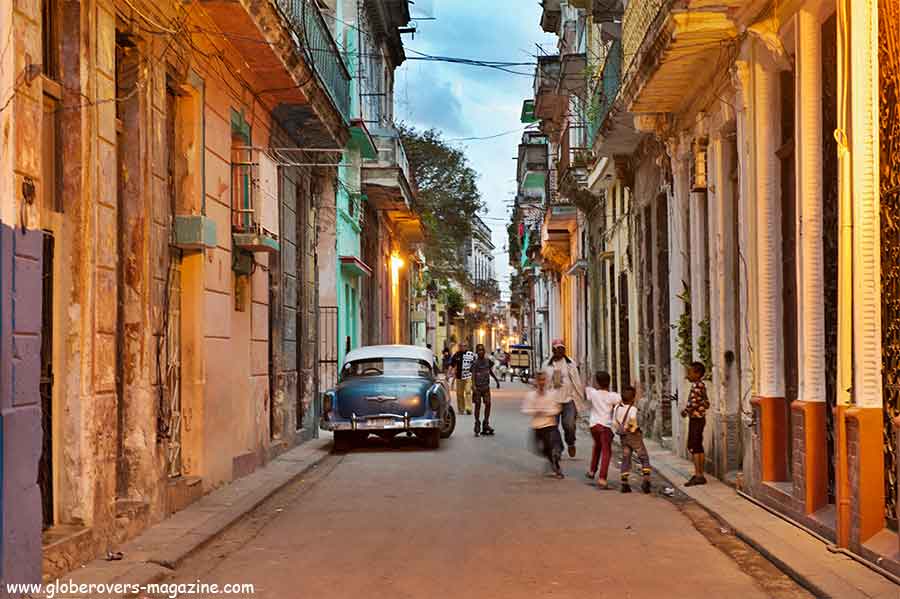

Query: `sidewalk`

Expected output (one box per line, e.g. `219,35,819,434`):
60,438,332,592
644,439,899,599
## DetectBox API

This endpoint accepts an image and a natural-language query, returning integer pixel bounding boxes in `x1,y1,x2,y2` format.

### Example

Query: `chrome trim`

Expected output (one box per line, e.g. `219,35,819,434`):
365,395,398,402
321,414,441,431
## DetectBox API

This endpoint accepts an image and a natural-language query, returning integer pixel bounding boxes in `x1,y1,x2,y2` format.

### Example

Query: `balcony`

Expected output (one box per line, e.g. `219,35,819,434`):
621,0,742,115
199,0,350,148
593,0,625,23
540,0,562,33
588,39,641,156
275,0,351,123
518,135,549,185
541,205,578,270
533,55,566,121
362,126,423,242
559,123,591,186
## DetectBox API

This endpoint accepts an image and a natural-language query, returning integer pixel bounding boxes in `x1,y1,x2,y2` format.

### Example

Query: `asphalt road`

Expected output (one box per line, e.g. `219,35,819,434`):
158,383,810,599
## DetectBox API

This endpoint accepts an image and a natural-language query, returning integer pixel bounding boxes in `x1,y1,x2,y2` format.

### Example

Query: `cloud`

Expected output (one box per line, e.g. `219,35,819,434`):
394,1,557,297
400,65,468,135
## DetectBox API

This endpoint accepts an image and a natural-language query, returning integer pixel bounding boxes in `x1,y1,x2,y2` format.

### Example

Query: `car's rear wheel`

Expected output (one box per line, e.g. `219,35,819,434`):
440,406,456,439
422,428,440,449
333,431,354,453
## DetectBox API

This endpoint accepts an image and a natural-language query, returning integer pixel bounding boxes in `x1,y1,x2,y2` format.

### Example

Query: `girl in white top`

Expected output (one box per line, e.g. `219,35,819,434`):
584,371,620,488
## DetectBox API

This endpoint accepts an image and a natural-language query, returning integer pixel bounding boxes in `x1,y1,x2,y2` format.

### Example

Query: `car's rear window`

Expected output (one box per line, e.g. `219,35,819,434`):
342,358,432,379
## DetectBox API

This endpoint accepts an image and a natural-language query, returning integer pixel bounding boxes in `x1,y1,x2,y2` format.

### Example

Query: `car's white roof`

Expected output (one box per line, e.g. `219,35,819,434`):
344,344,435,364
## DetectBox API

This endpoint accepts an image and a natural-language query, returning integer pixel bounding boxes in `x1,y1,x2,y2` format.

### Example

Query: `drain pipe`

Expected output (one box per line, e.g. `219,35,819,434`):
736,489,900,586
834,0,855,551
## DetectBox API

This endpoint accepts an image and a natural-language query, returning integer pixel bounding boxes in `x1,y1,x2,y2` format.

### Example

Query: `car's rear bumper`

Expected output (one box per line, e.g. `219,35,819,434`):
321,413,442,432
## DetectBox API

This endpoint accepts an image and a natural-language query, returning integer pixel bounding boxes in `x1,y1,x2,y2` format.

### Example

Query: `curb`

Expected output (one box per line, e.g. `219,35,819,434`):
647,460,832,598
63,438,333,597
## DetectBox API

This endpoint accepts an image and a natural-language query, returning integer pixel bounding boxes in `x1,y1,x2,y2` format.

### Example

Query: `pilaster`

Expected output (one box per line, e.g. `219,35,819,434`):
753,46,784,400
791,8,829,514
849,0,882,409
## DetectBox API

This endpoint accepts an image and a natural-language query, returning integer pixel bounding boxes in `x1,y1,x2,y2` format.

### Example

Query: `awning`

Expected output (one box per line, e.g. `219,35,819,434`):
521,99,537,124
340,255,373,277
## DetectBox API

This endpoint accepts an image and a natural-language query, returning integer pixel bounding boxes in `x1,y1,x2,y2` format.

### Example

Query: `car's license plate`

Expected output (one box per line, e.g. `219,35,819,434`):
367,418,395,427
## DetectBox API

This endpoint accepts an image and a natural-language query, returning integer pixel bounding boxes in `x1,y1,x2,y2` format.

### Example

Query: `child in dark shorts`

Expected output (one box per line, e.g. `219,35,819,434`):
682,361,710,486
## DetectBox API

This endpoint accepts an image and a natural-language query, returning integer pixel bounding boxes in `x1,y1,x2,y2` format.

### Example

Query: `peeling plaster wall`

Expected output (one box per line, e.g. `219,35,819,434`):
0,0,44,590
27,0,340,578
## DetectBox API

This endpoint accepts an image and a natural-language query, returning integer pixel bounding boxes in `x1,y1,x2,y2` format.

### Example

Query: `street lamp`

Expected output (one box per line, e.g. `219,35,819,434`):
468,302,478,310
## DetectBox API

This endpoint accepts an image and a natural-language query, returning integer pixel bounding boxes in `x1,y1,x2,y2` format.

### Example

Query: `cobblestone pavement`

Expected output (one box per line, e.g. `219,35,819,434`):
150,383,811,599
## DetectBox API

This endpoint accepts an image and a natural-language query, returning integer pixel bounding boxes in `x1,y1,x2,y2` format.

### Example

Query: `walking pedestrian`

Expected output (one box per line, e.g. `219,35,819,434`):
450,342,475,415
544,339,585,457
585,371,620,489
682,361,710,486
522,371,566,479
471,344,500,436
612,384,652,494
441,348,452,374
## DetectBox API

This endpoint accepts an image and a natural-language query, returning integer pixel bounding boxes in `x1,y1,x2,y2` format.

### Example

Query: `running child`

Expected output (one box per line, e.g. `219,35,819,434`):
612,384,652,494
522,371,566,479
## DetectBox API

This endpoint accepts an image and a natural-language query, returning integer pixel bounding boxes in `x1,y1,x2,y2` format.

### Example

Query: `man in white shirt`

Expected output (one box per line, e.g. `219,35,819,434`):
585,371,620,489
522,371,567,478
544,339,586,457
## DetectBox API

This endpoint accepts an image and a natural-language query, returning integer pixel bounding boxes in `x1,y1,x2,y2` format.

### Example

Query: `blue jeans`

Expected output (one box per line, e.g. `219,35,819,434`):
559,400,576,448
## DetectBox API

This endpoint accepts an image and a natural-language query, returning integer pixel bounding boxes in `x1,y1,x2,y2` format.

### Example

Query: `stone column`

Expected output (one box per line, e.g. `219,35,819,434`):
732,57,759,486
791,9,829,514
751,41,788,482
667,138,691,456
838,0,884,549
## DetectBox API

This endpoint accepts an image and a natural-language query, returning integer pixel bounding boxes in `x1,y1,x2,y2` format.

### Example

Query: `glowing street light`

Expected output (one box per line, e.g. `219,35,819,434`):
390,254,405,270
468,302,478,310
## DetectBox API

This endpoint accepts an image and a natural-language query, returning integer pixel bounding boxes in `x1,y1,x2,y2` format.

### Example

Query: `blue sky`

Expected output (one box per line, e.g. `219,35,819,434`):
395,1,556,298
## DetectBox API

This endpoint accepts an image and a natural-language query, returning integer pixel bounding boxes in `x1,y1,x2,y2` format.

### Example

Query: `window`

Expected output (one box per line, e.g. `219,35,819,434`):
231,109,252,231
341,358,432,380
42,0,59,80
41,92,61,213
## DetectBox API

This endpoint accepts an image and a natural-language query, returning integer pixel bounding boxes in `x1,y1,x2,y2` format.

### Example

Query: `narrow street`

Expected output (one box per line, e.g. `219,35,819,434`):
154,383,809,599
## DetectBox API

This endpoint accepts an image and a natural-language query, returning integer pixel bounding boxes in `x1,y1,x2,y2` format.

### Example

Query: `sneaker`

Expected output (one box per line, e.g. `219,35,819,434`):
685,475,707,487
597,478,609,489
567,445,577,458
474,421,481,436
620,483,632,493
641,479,652,494
466,409,473,415
585,471,596,480
694,476,707,486
482,424,495,435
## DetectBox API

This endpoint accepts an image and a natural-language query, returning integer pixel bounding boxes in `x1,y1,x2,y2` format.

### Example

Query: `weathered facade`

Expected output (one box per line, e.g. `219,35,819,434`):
0,0,352,587
510,0,900,574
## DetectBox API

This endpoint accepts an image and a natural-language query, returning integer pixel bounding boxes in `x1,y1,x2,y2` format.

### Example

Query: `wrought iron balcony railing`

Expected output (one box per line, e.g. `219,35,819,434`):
559,123,591,180
587,39,622,144
621,0,667,76
276,0,351,123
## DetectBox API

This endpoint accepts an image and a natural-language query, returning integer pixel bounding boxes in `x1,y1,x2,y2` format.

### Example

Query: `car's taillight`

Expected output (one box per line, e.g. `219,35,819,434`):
323,393,334,415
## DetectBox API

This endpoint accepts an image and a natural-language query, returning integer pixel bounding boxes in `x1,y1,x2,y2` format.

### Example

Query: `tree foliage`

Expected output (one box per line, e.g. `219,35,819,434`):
400,126,485,284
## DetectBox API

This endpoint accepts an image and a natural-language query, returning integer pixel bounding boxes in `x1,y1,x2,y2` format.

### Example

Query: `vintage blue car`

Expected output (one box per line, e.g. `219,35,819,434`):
321,345,456,451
